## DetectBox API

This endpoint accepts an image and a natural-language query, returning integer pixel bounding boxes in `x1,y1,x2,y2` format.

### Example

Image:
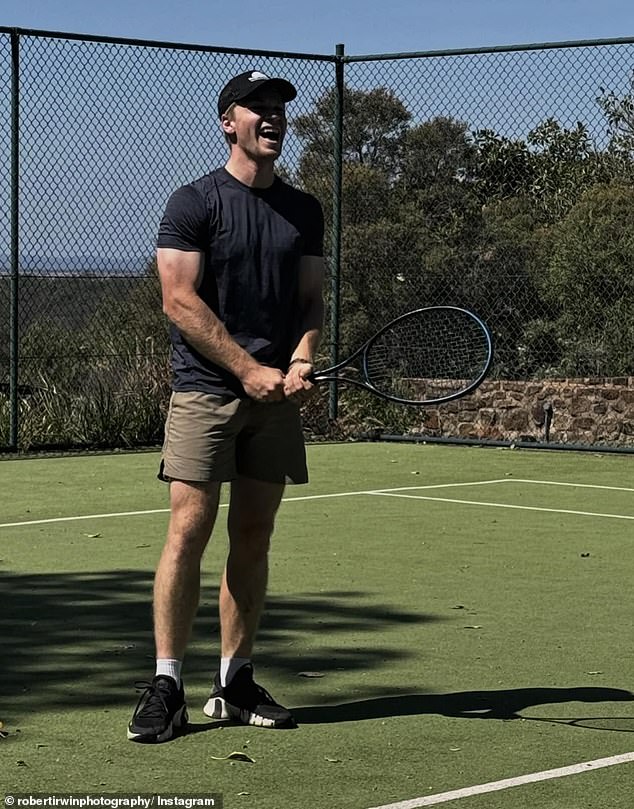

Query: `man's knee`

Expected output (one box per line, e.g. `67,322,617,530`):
228,514,274,556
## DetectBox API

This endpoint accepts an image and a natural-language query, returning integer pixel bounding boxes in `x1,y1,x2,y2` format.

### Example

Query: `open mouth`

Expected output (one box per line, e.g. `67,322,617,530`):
259,127,281,142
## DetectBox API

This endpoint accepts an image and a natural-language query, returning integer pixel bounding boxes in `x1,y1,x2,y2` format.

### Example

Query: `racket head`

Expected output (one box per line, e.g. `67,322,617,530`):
360,306,493,405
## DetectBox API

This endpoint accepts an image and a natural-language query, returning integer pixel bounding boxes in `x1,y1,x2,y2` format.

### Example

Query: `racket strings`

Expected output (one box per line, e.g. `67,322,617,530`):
364,310,490,402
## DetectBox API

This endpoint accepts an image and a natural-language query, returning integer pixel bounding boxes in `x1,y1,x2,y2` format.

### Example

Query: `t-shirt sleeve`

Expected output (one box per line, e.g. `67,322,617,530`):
302,194,325,258
157,185,208,251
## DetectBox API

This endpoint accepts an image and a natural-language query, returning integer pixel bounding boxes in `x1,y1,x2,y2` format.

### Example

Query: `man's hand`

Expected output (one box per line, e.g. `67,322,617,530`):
284,360,317,404
241,365,286,402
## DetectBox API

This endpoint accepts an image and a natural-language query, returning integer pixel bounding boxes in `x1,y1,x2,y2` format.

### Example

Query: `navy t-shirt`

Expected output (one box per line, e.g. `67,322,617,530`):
157,168,324,397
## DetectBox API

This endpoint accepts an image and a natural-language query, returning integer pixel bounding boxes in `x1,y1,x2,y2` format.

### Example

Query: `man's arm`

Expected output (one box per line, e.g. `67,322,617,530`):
284,255,325,401
157,247,286,402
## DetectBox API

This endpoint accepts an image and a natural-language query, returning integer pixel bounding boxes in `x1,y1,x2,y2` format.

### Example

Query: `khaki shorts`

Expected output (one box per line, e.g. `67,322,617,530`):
159,391,308,484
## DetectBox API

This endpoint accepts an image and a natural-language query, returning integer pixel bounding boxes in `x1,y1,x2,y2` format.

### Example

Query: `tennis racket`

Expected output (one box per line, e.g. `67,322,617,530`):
310,306,493,405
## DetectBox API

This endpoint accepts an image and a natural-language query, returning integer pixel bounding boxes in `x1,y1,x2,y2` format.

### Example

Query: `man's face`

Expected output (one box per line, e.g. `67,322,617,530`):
224,87,287,160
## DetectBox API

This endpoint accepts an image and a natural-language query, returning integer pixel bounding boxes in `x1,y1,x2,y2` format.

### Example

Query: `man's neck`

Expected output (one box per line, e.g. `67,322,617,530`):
224,154,275,189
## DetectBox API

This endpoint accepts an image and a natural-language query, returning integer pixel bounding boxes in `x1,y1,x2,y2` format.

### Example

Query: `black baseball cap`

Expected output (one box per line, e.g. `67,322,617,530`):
217,70,297,118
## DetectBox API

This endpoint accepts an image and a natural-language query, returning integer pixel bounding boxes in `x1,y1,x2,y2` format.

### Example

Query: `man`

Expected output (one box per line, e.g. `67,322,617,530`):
127,70,325,743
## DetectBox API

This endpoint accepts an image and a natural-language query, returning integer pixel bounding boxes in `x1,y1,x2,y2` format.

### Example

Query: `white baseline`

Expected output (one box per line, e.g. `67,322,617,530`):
1,477,631,529
0,480,504,529
366,750,634,809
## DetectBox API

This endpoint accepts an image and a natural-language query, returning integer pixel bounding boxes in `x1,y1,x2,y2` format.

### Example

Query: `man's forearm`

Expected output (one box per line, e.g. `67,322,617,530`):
290,298,324,364
168,295,259,380
290,329,322,365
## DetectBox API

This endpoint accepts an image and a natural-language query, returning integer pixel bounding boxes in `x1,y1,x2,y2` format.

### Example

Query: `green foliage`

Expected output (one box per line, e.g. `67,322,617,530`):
540,184,634,375
597,71,634,156
397,117,476,190
0,351,171,450
472,129,534,202
295,87,479,375
472,119,625,222
1,271,171,450
294,85,411,176
477,197,556,375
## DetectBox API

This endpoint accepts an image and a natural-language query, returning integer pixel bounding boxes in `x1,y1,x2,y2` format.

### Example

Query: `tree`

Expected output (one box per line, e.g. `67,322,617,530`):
478,196,558,376
597,71,634,156
293,85,411,181
472,118,618,222
397,117,476,191
539,184,634,375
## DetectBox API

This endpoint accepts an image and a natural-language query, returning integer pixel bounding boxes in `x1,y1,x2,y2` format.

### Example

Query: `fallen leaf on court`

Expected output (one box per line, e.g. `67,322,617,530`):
463,625,482,629
451,605,465,610
17,760,28,766
136,543,151,548
449,747,461,752
298,671,325,678
586,671,603,675
210,751,255,763
237,793,250,797
83,533,102,538
325,757,342,763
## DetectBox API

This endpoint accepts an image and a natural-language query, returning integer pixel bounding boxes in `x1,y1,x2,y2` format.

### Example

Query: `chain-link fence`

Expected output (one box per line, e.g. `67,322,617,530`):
1,29,633,452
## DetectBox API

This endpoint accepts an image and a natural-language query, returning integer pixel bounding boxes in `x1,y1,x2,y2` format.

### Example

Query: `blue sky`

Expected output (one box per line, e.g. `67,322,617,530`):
3,0,634,269
3,0,634,55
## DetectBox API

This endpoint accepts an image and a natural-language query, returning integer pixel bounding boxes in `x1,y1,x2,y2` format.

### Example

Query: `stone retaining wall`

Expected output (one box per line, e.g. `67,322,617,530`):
420,377,634,447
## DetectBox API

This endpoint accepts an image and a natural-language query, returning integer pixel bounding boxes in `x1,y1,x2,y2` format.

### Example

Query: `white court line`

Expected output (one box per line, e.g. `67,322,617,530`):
369,492,634,521
0,480,506,529
2,477,631,529
366,750,634,809
508,478,634,493
0,508,171,529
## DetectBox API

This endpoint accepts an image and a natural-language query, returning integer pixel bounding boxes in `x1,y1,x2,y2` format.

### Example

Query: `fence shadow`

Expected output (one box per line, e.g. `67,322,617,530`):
0,569,438,717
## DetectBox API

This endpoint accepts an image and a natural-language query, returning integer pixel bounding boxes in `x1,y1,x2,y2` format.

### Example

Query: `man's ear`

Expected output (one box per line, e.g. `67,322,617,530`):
221,115,236,136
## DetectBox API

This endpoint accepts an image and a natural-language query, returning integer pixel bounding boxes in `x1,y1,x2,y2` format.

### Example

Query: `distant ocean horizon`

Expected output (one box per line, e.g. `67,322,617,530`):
0,254,154,275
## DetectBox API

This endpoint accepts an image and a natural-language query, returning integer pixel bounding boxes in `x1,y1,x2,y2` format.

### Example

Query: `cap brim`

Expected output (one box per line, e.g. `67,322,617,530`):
237,78,297,107
218,76,297,118
261,77,297,102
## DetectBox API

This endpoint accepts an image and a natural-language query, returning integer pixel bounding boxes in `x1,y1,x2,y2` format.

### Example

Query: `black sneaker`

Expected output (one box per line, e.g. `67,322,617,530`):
127,675,188,743
203,664,296,729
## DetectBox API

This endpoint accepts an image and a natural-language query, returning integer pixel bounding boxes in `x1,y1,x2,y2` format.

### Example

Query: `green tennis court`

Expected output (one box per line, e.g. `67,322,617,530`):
1,442,633,809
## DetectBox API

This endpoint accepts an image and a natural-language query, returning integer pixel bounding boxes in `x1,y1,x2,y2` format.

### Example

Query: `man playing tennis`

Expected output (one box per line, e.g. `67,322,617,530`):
127,70,325,742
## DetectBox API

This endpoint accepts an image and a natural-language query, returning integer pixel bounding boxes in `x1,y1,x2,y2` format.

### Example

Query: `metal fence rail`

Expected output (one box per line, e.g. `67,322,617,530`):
1,28,633,452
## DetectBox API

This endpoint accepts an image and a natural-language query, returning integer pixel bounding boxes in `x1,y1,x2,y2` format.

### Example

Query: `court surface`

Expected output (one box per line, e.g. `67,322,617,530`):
1,442,633,809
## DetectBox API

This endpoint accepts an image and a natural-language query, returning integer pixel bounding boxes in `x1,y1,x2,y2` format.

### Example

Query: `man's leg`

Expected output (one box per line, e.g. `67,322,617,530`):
219,475,284,658
128,479,221,743
204,476,295,728
155,479,222,660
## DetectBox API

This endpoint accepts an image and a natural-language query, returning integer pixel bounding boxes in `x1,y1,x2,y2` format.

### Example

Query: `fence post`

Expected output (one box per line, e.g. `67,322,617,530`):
329,42,345,420
9,30,20,451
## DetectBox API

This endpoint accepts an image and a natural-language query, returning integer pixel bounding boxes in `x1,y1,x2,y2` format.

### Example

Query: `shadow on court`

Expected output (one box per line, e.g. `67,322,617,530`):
292,686,634,725
0,569,438,716
168,690,634,739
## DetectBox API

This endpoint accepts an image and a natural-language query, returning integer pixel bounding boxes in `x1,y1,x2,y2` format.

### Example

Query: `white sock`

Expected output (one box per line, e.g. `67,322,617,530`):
155,658,182,688
220,657,251,687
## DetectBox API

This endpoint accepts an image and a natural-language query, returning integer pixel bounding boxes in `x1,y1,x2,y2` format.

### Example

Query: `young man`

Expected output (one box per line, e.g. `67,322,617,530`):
127,70,325,743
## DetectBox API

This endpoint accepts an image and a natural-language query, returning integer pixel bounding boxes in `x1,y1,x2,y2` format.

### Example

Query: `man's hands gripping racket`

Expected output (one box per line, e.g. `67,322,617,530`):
309,306,493,405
